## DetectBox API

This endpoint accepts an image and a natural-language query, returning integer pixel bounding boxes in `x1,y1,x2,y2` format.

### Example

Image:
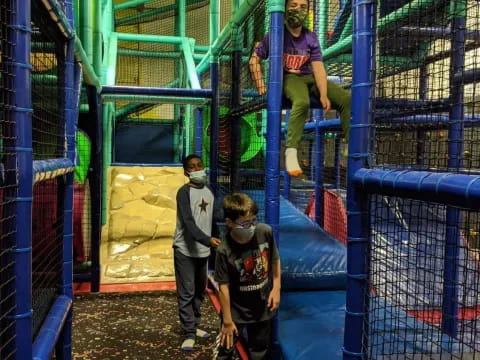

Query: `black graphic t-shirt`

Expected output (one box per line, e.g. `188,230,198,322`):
214,223,280,323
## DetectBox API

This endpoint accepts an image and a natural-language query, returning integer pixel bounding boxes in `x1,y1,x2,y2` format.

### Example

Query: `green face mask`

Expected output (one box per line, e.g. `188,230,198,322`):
285,8,308,28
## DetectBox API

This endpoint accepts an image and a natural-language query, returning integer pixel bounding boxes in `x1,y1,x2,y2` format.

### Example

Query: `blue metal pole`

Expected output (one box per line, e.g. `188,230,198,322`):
265,4,284,358
11,0,33,357
209,62,219,193
334,135,341,189
56,0,76,357
442,0,466,338
314,109,324,227
342,0,375,358
195,107,203,157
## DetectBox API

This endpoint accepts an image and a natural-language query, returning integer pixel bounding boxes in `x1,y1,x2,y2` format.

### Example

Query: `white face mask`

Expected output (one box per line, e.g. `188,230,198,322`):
231,225,256,243
188,169,208,185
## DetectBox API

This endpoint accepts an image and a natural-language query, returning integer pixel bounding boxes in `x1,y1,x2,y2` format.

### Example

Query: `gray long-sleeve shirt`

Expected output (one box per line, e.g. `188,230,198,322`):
173,184,220,258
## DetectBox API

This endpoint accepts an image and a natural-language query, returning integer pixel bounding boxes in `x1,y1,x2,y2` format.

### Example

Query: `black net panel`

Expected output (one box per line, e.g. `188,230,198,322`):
367,1,480,358
367,196,480,358
0,1,17,357
116,41,182,88
31,5,66,160
213,0,267,219
32,178,64,338
374,0,480,174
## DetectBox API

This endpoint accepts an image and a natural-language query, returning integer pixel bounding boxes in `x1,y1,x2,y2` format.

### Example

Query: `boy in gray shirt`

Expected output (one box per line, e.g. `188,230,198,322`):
173,154,221,351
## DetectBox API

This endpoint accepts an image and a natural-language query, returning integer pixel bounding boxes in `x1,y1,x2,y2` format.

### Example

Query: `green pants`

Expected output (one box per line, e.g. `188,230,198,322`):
283,73,351,149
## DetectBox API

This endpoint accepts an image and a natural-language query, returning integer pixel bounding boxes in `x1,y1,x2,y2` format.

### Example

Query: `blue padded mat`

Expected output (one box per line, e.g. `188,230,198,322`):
279,196,347,290
278,291,346,360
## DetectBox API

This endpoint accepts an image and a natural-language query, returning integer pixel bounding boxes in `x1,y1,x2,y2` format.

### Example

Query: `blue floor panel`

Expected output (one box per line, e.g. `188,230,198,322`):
278,291,346,360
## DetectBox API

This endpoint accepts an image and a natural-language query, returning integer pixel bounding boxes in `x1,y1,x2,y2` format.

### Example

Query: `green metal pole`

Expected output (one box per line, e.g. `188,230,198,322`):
318,0,329,49
115,32,186,44
74,0,80,35
102,95,208,104
118,49,182,58
93,0,102,75
377,0,438,33
178,0,186,38
323,34,352,61
339,14,352,41
81,0,93,65
74,36,101,91
183,39,201,89
114,0,155,11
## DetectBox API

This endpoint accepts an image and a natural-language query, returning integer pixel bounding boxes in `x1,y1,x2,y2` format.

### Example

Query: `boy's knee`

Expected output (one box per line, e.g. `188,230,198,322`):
291,99,310,111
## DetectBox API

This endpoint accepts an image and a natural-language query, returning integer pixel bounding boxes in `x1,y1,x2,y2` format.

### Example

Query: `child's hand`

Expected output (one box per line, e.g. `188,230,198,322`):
267,287,281,312
258,82,267,96
210,237,221,248
221,322,238,349
320,95,331,113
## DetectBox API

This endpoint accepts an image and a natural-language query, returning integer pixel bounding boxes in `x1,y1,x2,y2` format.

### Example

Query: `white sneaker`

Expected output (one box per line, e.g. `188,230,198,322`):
196,328,210,339
181,338,195,351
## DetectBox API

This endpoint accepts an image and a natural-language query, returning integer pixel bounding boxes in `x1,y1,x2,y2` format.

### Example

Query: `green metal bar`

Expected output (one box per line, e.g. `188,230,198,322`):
74,0,80,35
377,0,438,33
183,39,201,89
114,0,156,11
116,32,186,44
209,0,219,64
195,45,210,52
178,0,186,38
268,0,285,13
319,0,329,49
185,104,192,154
74,36,101,91
79,104,89,113
81,0,93,65
101,95,208,104
323,34,352,61
118,49,182,58
93,0,102,75
339,14,352,41
105,33,118,86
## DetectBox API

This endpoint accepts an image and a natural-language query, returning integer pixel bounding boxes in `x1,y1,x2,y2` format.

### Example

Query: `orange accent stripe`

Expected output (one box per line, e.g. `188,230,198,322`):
73,282,177,295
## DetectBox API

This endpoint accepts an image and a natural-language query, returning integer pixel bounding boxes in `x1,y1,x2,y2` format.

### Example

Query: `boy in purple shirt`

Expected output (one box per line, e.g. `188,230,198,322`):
249,0,351,176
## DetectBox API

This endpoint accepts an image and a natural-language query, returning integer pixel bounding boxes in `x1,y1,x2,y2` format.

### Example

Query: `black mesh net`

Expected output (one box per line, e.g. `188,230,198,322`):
367,196,480,358
0,1,17,357
32,178,64,338
211,0,267,219
116,41,182,88
31,4,66,160
366,0,480,358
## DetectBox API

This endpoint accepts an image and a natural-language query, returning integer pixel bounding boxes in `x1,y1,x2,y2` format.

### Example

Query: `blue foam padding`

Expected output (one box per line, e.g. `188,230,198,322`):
279,197,347,290
278,291,346,360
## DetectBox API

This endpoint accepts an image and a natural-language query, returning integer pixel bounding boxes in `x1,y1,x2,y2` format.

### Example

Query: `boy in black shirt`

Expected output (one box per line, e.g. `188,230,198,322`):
214,193,281,360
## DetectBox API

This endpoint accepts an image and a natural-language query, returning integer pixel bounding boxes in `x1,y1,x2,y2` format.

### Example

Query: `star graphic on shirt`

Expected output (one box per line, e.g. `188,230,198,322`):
198,198,209,213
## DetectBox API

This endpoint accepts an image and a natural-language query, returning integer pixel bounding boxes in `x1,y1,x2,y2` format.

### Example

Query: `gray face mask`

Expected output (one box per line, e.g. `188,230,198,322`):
231,225,256,243
188,169,208,185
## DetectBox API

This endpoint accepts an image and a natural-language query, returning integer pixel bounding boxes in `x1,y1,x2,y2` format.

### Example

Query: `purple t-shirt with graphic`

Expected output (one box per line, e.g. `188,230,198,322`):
255,27,323,75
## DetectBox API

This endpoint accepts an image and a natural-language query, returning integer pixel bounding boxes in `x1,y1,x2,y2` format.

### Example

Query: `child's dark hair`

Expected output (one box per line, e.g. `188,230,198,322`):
182,154,202,169
223,193,258,221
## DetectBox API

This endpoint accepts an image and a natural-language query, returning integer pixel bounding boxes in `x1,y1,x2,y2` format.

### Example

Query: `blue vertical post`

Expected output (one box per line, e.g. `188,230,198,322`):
56,0,76,358
230,25,242,193
209,62,219,193
314,109,324,227
343,0,375,358
86,84,101,293
11,0,33,358
442,0,466,338
334,135,341,189
265,1,284,357
195,107,203,157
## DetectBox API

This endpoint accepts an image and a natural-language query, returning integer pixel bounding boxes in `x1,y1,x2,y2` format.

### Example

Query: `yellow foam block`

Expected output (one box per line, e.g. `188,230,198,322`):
101,166,187,284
